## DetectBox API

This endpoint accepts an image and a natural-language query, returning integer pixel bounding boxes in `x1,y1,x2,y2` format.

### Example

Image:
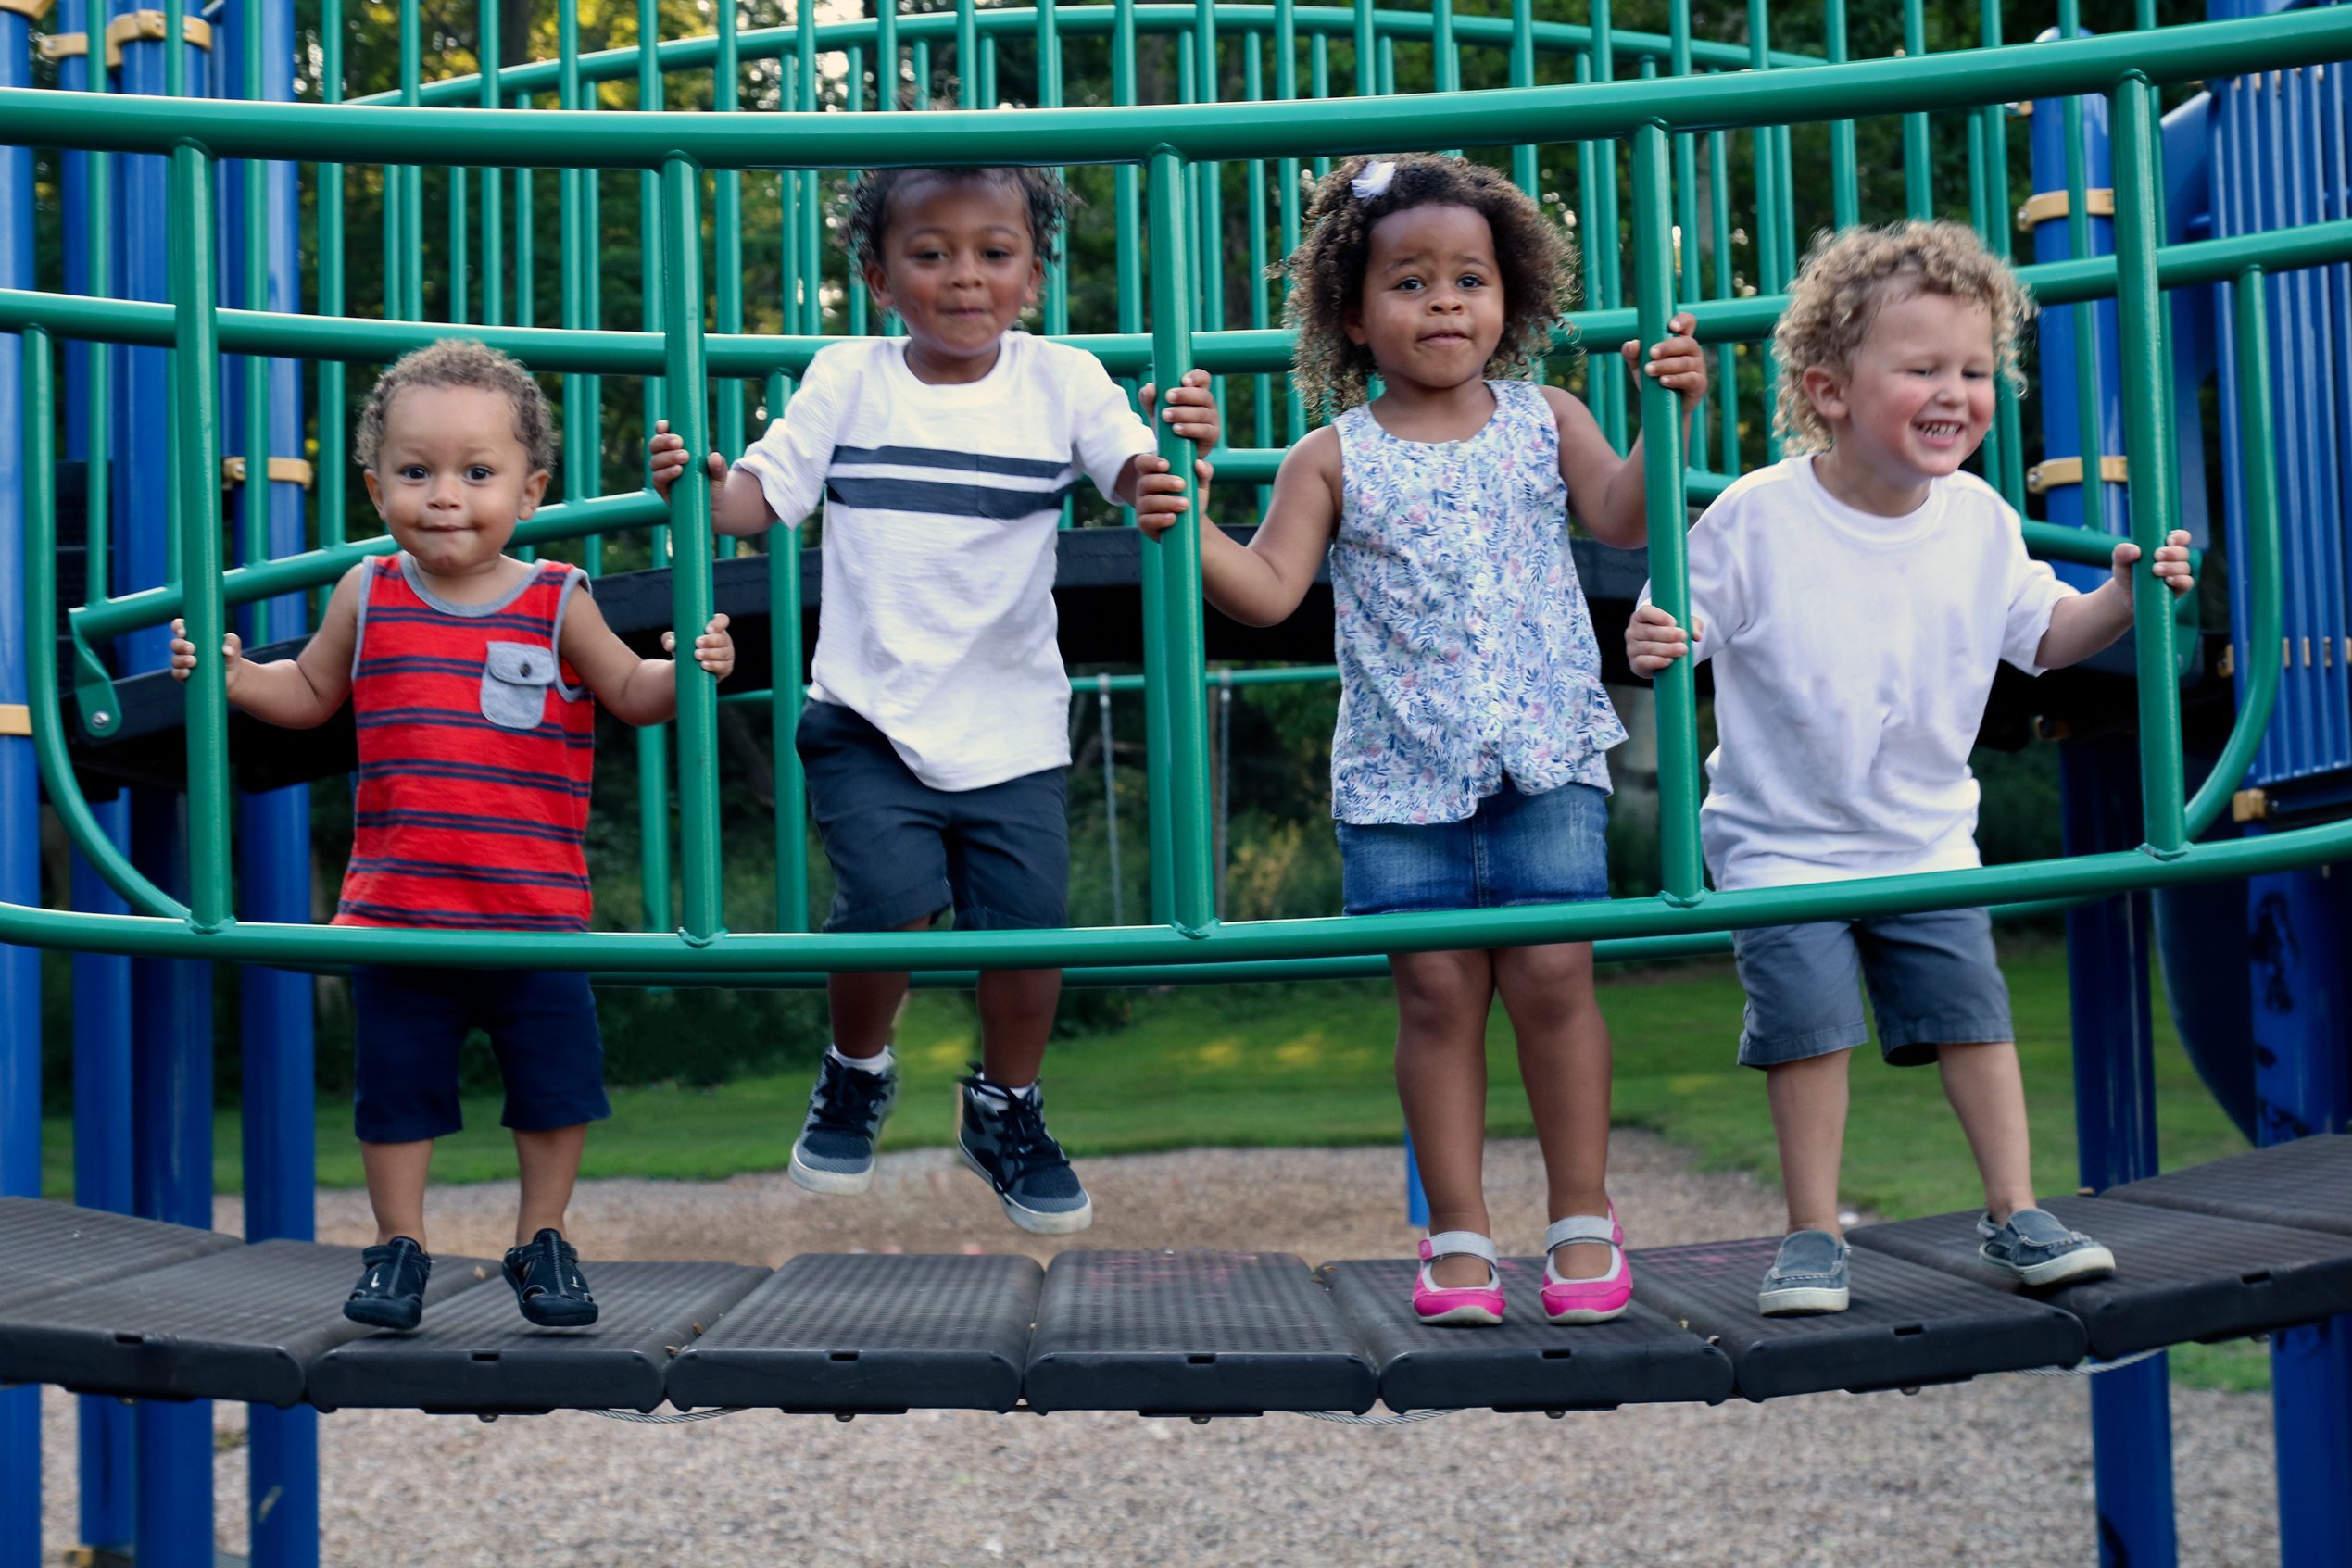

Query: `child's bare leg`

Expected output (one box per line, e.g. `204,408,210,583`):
828,914,933,1057
1766,1050,1853,1236
1935,1040,2035,1223
1492,941,1613,1278
1393,948,1498,1287
514,1123,589,1246
975,968,1061,1089
360,1139,434,1248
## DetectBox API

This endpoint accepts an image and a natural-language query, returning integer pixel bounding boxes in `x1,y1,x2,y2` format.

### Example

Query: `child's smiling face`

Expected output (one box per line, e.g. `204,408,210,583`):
1344,202,1507,395
363,383,548,583
1803,288,1996,514
863,173,1043,384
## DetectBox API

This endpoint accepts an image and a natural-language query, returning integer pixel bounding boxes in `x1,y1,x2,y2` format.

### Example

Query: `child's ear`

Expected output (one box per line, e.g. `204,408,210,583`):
516,469,551,519
361,468,386,517
862,259,895,314
1342,304,1369,347
1799,363,1849,424
1025,257,1044,307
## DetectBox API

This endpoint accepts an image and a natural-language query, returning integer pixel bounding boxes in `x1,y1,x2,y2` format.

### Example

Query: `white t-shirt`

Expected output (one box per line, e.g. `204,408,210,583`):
1642,456,2075,892
735,332,1157,791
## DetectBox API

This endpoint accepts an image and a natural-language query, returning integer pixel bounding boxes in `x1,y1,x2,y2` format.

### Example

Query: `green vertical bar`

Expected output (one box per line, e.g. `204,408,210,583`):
1145,149,1215,935
2111,76,2186,858
715,0,744,474
764,369,809,931
1981,1,2024,506
1431,0,1456,94
1277,0,1305,441
1245,35,1271,508
1192,0,1224,454
957,0,978,107
1311,33,1331,181
1823,0,1859,229
2059,0,2106,533
660,156,723,943
636,0,672,935
847,45,869,336
912,39,931,108
513,93,534,330
1112,0,1142,525
1377,33,1393,95
559,0,587,516
1708,124,1737,471
1509,0,1537,196
1589,6,1623,451
170,144,232,931
876,0,898,110
794,0,820,336
1901,0,1931,220
320,0,344,563
242,0,270,586
82,37,112,596
1630,124,1701,906
163,0,183,96
1038,0,1069,339
452,166,470,323
1352,0,1373,97
481,0,504,327
400,0,423,320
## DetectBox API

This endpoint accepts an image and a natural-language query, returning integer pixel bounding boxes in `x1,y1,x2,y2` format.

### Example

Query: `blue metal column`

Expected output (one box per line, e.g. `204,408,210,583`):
0,0,44,1558
115,6,224,1563
224,0,319,1556
2247,860,2352,1566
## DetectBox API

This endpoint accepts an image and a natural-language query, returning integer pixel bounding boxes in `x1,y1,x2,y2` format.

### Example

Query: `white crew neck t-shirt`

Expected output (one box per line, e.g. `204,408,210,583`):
735,332,1156,791
1641,456,2075,892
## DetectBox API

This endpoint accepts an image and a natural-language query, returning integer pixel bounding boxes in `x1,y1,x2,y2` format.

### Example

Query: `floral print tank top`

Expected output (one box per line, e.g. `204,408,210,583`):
1328,380,1626,825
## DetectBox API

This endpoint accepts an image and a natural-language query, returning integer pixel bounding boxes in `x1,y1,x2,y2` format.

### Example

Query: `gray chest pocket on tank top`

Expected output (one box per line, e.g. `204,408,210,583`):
480,640,556,730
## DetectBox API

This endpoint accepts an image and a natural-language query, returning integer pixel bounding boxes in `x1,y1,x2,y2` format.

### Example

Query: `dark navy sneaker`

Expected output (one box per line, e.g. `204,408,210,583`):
346,1236,432,1331
1980,1208,2117,1287
955,1067,1094,1236
1758,1228,1851,1316
502,1228,599,1327
788,1051,899,1195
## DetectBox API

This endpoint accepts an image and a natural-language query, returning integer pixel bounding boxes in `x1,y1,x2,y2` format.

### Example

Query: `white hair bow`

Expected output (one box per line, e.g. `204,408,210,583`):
1350,159,1397,202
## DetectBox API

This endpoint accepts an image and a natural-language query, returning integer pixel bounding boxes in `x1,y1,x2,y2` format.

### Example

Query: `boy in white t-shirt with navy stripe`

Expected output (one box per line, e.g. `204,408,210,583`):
651,166,1219,1233
1629,221,2194,1314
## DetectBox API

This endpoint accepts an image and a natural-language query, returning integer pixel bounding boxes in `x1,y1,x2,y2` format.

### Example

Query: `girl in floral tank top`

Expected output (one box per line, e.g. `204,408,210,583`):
1148,155,1706,1328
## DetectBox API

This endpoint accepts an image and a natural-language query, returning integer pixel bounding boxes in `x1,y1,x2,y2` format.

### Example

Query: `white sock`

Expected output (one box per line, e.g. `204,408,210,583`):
973,1074,1038,1104
828,1044,895,1074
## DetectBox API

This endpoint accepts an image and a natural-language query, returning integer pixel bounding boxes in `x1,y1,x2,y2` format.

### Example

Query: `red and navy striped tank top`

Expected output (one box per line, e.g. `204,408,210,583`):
333,555,597,932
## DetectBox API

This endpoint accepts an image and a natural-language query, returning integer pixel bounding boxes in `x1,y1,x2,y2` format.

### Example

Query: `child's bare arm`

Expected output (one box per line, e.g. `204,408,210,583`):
1552,312,1708,548
2035,531,2195,670
649,420,779,537
1139,427,1338,628
168,564,362,728
558,590,736,727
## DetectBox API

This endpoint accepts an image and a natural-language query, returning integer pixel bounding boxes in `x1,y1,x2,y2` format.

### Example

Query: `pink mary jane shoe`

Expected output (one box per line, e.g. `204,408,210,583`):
1541,1213,1632,1325
1414,1231,1507,1326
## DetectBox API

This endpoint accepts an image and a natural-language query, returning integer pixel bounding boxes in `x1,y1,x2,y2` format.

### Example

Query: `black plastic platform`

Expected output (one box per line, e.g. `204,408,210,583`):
2105,1134,2352,1238
1023,1250,1377,1416
668,1253,1042,1414
0,1198,241,1314
308,1261,764,1414
1629,1236,2088,1400
1848,1196,2352,1358
0,1240,492,1407
1321,1258,1733,1412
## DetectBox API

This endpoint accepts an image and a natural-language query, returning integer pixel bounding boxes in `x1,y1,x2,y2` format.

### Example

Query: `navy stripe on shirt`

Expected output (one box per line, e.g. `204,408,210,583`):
356,654,527,682
364,608,560,637
356,709,593,748
832,444,1073,482
347,857,592,893
358,757,593,798
355,809,585,847
824,475,1078,521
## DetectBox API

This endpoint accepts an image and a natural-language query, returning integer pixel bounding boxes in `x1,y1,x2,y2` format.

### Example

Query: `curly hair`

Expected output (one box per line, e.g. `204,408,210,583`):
1773,220,2034,454
843,167,1079,275
355,337,555,474
1281,153,1576,420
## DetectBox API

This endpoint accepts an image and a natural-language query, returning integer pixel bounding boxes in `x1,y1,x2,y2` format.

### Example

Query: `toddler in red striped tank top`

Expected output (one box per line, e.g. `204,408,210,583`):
170,339,736,1333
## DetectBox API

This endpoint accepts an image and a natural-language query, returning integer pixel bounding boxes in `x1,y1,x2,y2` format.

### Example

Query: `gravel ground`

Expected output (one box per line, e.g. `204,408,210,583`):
33,1134,2282,1566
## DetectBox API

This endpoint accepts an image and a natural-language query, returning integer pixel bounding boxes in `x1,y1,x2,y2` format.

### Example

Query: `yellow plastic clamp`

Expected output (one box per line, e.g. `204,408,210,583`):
222,456,317,489
2017,187,2117,232
2023,455,2129,495
105,10,211,68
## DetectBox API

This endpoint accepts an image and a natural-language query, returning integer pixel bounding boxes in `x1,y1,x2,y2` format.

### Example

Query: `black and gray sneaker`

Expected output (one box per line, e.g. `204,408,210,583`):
1979,1208,2117,1287
345,1236,432,1331
502,1228,599,1327
788,1052,899,1194
1758,1228,1851,1316
955,1067,1094,1236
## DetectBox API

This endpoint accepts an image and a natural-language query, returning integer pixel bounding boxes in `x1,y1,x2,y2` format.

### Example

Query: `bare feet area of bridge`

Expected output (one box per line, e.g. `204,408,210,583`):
37,1135,2276,1567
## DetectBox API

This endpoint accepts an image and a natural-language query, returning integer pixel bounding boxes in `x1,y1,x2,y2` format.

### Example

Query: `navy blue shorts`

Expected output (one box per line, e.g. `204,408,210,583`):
1336,778,1611,916
351,966,610,1144
796,699,1069,933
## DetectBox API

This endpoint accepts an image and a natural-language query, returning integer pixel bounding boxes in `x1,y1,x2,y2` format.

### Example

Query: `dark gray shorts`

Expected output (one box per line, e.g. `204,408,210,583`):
795,699,1069,934
1730,908,2013,1070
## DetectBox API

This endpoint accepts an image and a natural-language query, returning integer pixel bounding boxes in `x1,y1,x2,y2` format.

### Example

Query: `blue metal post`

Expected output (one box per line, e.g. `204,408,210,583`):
0,0,43,1556
225,0,320,1557
2247,860,2352,1567
115,6,222,1562
2059,738,2180,1568
1402,1128,1429,1229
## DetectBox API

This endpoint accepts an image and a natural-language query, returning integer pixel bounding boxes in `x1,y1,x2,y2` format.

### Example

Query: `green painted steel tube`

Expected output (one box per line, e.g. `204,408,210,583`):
320,0,346,567
1901,0,1931,218
877,0,899,110
660,156,723,944
169,144,233,932
1351,0,1373,95
1630,123,1702,906
481,0,503,325
1707,125,1736,470
1823,0,1858,229
22,330,188,920
1145,148,1217,935
82,31,111,602
766,376,809,934
2111,75,2187,858
958,0,979,107
241,0,270,590
2182,270,2282,843
452,165,473,322
1509,0,1535,194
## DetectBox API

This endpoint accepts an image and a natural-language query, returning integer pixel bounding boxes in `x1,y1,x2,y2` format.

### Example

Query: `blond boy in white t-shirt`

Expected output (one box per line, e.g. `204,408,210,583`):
1629,221,2194,1314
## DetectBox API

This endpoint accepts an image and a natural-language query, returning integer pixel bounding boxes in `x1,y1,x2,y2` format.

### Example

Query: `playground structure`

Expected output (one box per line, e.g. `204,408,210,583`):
0,0,2350,1564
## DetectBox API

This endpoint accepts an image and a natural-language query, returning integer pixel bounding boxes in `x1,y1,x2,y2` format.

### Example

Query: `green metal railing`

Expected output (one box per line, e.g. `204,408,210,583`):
2,3,2346,983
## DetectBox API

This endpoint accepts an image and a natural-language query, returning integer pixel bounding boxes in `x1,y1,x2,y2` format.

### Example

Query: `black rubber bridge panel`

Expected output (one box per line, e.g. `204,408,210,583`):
1848,1196,2352,1359
1320,1258,1733,1413
2105,1134,2352,1238
1023,1250,1377,1416
0,1240,494,1407
307,1261,766,1414
667,1253,1043,1414
1629,1236,2086,1400
0,1198,241,1315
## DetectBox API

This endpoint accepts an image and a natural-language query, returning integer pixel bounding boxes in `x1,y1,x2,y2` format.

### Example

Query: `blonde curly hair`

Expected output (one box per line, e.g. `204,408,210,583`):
1282,154,1576,420
1772,220,2033,454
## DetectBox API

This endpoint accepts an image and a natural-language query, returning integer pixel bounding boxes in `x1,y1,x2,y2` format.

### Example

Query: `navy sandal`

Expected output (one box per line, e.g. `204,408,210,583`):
345,1236,433,1331
501,1228,599,1327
